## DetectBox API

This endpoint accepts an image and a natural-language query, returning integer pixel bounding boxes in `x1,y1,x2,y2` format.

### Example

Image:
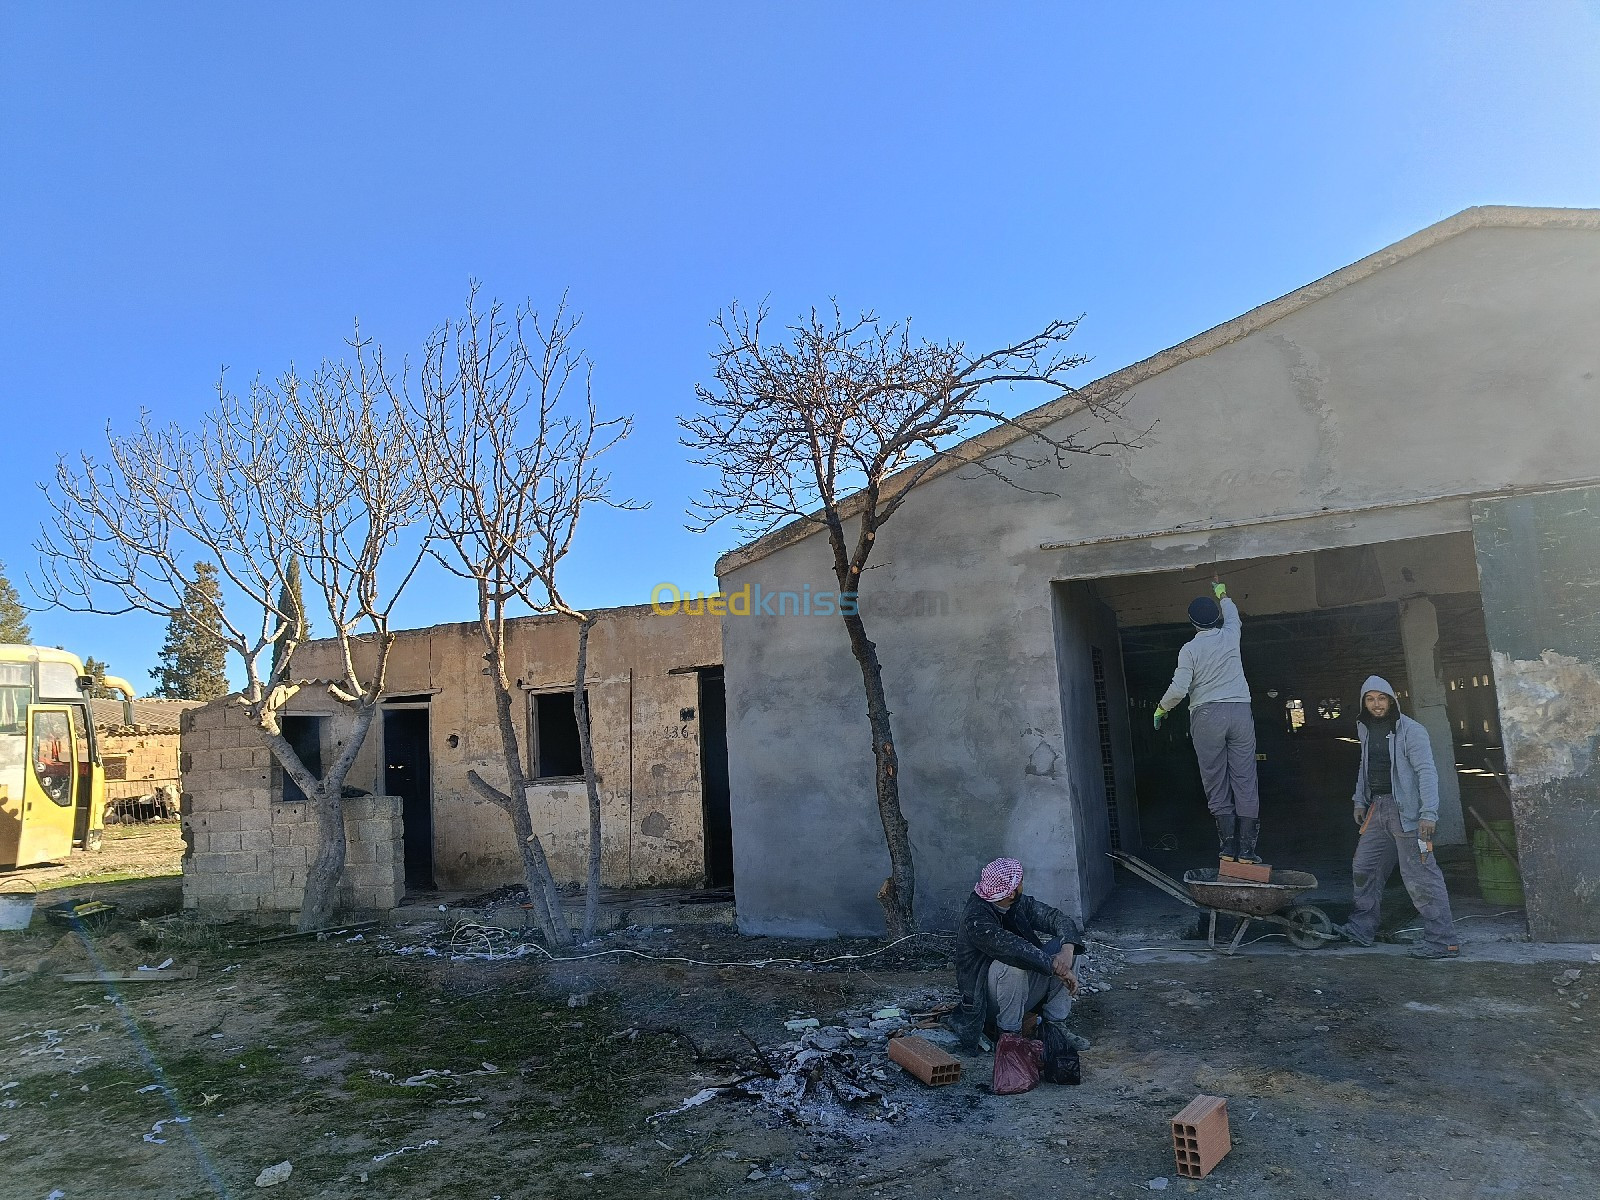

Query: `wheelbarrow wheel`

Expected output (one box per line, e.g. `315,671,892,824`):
1284,905,1333,949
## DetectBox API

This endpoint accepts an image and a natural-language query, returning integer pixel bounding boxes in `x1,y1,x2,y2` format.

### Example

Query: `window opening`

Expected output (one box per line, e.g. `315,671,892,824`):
532,691,587,780
279,714,325,803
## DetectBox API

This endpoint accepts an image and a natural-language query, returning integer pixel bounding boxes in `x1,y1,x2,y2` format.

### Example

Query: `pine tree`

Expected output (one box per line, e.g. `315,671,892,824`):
149,562,231,700
0,562,31,644
269,555,313,682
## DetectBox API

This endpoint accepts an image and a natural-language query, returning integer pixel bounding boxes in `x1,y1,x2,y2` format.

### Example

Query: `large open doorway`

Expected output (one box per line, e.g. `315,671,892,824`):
697,668,734,889
1063,531,1515,926
383,704,435,893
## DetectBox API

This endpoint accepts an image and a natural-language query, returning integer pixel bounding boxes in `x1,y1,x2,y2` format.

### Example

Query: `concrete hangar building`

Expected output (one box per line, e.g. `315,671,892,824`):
718,206,1600,943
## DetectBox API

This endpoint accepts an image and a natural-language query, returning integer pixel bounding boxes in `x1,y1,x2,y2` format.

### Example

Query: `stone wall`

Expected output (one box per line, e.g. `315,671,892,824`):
288,604,722,891
179,700,404,916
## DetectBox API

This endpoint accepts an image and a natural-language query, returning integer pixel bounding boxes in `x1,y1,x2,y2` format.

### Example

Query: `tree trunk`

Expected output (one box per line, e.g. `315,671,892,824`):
840,609,915,936
486,667,572,947
275,701,379,931
575,615,603,939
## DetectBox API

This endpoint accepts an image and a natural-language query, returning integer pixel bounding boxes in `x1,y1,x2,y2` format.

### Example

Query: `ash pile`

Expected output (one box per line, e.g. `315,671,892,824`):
651,993,965,1137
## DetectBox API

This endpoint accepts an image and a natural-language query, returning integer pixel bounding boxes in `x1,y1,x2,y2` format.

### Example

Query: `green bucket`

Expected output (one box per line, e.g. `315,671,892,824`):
1472,821,1524,907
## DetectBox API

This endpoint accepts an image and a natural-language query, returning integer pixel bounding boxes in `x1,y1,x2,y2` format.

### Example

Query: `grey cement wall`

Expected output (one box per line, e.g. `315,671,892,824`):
720,221,1600,937
289,605,722,891
1473,485,1600,942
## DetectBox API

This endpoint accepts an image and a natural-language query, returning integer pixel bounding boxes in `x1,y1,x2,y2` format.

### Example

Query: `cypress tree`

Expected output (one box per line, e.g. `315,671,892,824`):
269,555,312,683
149,562,231,700
0,562,31,644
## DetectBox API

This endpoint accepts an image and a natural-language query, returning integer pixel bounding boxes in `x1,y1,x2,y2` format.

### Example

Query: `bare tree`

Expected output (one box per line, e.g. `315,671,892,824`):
398,287,638,944
682,304,1126,935
36,351,425,930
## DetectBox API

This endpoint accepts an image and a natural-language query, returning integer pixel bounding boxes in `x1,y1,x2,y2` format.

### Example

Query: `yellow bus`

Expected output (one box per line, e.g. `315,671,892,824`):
0,645,135,869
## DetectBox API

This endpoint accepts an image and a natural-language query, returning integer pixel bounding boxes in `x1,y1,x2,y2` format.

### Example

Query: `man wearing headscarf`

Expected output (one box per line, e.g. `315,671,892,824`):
1333,676,1460,958
951,857,1091,1055
1154,580,1262,863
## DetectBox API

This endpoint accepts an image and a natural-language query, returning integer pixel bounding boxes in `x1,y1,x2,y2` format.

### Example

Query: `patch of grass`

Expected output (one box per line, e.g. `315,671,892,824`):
277,959,696,1131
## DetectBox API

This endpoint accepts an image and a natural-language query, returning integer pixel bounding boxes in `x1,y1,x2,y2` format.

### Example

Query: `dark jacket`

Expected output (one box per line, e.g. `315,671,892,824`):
1352,674,1440,833
951,891,1086,1050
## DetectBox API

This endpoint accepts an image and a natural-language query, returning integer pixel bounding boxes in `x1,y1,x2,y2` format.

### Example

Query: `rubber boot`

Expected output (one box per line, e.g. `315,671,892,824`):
1215,814,1238,862
1236,817,1262,865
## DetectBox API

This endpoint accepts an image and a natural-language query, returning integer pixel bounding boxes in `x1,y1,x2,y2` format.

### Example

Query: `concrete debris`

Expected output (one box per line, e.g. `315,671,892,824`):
143,1115,190,1144
254,1161,293,1187
1147,1178,1170,1190
568,993,593,1008
784,1018,820,1031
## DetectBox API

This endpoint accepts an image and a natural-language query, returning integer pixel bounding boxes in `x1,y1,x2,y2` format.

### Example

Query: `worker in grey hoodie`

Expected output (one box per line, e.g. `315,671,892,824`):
1333,675,1460,959
1154,581,1261,863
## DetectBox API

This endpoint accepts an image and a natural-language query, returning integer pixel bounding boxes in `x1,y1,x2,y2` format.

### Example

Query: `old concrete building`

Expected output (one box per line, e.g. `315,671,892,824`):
717,206,1600,941
181,603,728,913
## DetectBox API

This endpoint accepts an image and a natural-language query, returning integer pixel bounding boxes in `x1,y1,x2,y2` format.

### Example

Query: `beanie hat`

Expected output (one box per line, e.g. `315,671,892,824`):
1188,596,1222,628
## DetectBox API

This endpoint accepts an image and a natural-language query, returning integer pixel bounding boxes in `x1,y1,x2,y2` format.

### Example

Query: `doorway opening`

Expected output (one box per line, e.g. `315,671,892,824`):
383,705,435,892
697,667,734,889
1061,531,1513,907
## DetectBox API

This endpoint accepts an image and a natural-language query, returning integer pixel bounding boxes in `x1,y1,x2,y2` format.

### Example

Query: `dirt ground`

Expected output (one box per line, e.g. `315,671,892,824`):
8,824,185,890
1,877,1597,1200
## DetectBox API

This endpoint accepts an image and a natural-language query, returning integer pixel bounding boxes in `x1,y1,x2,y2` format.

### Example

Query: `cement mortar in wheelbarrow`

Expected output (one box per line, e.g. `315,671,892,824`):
1183,867,1318,915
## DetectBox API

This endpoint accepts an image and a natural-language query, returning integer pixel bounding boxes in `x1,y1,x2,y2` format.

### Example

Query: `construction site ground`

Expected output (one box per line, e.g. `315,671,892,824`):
0,875,1597,1199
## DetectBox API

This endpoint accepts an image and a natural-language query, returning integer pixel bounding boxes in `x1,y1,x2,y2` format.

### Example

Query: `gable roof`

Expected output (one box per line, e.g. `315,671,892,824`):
715,205,1600,577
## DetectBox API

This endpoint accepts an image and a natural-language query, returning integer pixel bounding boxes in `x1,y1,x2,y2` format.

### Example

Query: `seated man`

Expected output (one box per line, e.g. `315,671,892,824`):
952,857,1091,1054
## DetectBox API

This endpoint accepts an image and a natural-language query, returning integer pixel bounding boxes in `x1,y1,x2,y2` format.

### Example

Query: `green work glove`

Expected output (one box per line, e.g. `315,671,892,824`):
1153,707,1167,730
1212,581,1227,599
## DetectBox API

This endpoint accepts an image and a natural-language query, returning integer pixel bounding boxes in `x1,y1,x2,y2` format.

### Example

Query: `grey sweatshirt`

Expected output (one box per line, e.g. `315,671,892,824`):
1159,597,1251,711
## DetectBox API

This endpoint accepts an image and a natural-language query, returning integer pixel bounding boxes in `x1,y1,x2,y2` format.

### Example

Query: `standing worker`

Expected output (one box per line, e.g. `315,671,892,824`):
1333,676,1460,959
1154,580,1261,863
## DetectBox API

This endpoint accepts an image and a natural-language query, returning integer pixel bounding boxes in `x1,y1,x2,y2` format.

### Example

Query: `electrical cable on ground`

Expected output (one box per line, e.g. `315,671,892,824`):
440,922,950,967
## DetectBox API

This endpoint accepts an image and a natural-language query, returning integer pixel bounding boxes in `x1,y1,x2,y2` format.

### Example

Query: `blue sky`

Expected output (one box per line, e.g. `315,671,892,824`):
3,2,1599,689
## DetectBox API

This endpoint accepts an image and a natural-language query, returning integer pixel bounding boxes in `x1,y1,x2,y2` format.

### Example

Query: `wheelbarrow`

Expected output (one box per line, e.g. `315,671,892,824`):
1109,851,1335,954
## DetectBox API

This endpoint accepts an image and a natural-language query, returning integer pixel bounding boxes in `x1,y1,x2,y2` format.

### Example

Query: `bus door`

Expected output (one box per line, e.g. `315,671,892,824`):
14,707,79,867
69,705,100,848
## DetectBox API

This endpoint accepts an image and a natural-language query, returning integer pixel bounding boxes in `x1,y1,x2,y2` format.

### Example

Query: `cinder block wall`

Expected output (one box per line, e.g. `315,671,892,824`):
179,701,404,916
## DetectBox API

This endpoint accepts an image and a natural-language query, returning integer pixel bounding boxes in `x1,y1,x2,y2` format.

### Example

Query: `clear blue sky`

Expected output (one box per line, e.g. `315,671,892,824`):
3,2,1599,689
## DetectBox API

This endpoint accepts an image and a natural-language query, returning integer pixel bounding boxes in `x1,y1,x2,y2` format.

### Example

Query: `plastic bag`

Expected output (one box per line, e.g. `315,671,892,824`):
991,1031,1043,1095
1040,1023,1082,1085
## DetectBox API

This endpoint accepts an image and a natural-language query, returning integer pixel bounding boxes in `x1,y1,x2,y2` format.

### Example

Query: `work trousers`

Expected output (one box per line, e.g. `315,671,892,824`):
1190,701,1260,819
1347,793,1458,950
987,959,1073,1033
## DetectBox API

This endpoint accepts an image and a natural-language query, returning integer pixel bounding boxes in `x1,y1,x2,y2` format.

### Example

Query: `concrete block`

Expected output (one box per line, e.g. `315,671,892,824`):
196,811,243,833
344,839,377,864
1172,1095,1231,1179
187,749,224,774
206,831,243,854
225,892,264,913
887,1036,962,1086
238,828,272,853
219,746,264,771
268,890,304,912
217,851,261,874
235,808,271,834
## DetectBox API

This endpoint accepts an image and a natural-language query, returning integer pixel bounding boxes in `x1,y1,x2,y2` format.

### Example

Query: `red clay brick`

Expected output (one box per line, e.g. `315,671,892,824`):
1218,858,1273,883
888,1035,963,1086
1171,1094,1232,1178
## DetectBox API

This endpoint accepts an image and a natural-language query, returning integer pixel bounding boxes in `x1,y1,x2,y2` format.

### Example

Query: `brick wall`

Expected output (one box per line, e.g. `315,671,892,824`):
179,700,404,917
